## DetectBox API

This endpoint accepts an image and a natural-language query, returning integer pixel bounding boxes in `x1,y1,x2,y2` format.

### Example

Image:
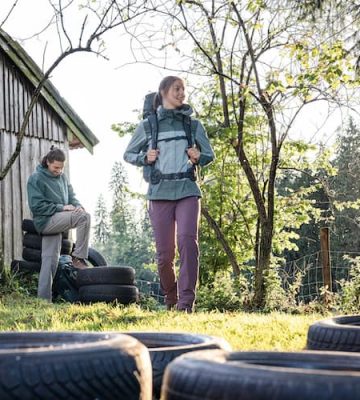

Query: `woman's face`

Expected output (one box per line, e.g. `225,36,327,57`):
162,80,185,109
47,160,64,176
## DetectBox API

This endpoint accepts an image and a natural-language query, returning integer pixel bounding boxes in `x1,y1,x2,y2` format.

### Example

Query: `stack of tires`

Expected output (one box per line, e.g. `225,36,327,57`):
0,331,232,400
11,219,73,274
10,219,139,306
157,316,360,399
77,266,139,304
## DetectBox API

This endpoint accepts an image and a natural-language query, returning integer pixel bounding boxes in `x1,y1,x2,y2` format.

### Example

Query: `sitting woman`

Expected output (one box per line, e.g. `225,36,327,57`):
27,147,91,302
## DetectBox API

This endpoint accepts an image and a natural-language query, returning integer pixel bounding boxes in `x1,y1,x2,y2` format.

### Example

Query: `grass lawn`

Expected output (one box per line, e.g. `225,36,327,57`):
0,293,326,351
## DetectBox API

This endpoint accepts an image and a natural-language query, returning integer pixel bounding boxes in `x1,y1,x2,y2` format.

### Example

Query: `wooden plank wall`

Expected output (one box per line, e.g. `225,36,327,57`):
0,133,69,267
0,54,3,268
0,50,66,142
0,49,70,268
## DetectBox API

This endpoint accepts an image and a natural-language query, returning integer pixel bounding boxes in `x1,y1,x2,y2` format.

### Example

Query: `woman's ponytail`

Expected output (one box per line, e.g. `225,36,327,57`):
41,146,66,168
153,92,162,110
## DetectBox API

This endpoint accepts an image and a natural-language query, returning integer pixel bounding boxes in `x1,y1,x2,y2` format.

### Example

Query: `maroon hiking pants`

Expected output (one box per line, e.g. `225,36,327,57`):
148,196,200,310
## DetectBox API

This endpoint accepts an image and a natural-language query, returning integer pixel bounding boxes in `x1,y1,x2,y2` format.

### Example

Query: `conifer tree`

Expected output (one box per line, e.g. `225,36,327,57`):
93,194,110,245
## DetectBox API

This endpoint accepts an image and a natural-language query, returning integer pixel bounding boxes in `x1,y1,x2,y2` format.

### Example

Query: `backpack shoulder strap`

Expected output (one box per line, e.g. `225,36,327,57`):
183,115,192,148
144,113,159,150
191,119,198,144
183,115,198,148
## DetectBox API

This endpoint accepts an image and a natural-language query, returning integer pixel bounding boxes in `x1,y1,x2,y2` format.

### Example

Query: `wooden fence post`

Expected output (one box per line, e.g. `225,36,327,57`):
320,227,332,293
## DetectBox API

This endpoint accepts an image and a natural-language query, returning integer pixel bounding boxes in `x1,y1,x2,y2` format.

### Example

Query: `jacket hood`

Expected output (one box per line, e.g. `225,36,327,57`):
157,104,193,121
36,164,61,179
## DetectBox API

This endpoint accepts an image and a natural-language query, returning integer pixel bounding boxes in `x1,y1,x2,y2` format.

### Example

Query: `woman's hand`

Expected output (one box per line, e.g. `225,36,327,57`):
63,205,85,212
146,149,159,164
187,147,200,164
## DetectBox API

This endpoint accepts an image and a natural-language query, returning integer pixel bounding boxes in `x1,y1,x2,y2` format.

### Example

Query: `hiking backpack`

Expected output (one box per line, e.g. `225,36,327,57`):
52,255,79,303
142,92,198,184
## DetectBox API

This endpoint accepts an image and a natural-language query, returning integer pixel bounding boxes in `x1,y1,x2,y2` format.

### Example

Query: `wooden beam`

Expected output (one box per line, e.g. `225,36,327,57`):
0,56,4,129
320,227,332,292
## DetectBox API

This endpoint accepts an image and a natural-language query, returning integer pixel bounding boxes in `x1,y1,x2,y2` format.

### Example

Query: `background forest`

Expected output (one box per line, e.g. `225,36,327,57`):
88,0,360,311
93,116,360,310
76,0,359,311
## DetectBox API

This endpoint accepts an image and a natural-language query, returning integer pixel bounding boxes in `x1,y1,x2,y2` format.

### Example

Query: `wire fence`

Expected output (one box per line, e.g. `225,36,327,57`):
136,251,360,304
278,251,360,302
136,279,164,303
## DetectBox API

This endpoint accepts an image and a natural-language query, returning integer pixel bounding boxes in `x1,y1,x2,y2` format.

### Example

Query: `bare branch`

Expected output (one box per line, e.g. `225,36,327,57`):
79,15,89,47
42,41,49,71
58,0,73,49
184,0,230,126
231,2,262,95
0,0,151,180
0,0,19,29
14,0,76,42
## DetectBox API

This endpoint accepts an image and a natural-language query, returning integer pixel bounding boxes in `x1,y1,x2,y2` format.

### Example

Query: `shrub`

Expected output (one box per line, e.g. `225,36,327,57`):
337,256,360,313
0,267,38,297
196,271,251,311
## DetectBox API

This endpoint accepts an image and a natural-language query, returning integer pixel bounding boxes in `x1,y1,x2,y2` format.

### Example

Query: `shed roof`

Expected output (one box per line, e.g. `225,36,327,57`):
0,29,99,153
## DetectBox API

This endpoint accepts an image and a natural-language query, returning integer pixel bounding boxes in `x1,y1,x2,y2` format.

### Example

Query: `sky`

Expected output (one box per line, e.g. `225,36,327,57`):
0,0,352,225
1,0,166,219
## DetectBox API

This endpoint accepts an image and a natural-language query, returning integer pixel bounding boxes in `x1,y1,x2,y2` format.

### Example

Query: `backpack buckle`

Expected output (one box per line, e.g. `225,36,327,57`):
150,168,162,185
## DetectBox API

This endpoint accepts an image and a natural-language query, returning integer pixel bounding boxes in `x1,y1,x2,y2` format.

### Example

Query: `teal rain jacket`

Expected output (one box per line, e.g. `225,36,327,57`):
124,105,215,200
27,165,81,233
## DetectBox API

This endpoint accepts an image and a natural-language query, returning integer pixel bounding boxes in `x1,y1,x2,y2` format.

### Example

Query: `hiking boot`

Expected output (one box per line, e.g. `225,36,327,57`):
176,305,193,314
72,257,88,269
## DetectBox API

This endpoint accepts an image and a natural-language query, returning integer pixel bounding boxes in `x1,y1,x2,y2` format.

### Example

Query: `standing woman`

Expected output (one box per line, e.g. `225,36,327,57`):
27,147,91,302
124,76,214,312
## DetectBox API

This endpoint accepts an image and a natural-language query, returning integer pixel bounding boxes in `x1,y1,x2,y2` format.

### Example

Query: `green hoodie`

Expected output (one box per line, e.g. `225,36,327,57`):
124,105,215,200
27,165,81,233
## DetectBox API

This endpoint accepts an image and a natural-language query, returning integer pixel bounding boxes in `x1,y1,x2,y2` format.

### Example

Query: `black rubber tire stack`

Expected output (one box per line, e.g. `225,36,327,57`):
11,219,72,274
77,266,139,305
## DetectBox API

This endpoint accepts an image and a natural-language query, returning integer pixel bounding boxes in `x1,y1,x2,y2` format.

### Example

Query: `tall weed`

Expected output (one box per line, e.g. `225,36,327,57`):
337,256,360,313
0,267,38,297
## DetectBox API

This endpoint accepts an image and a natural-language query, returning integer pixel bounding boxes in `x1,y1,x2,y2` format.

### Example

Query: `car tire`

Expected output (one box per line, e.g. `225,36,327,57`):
0,331,152,400
23,244,72,262
11,259,41,273
77,266,135,286
21,219,38,234
23,233,73,255
87,247,108,267
79,284,138,304
22,247,42,263
161,349,360,400
126,332,231,399
307,315,360,352
22,219,69,239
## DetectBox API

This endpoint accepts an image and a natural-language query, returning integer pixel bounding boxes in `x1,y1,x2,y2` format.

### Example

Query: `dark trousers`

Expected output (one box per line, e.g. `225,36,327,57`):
149,196,200,310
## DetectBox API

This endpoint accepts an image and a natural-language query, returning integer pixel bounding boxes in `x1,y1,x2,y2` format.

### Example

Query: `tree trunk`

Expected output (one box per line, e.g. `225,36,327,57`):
253,220,273,308
201,207,241,276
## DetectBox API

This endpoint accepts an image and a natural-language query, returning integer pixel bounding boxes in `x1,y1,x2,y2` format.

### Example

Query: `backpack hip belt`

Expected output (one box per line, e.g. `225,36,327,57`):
150,168,196,185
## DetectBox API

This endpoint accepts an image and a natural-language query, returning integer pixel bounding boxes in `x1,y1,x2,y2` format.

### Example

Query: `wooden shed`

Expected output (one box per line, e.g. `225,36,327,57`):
0,29,99,269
